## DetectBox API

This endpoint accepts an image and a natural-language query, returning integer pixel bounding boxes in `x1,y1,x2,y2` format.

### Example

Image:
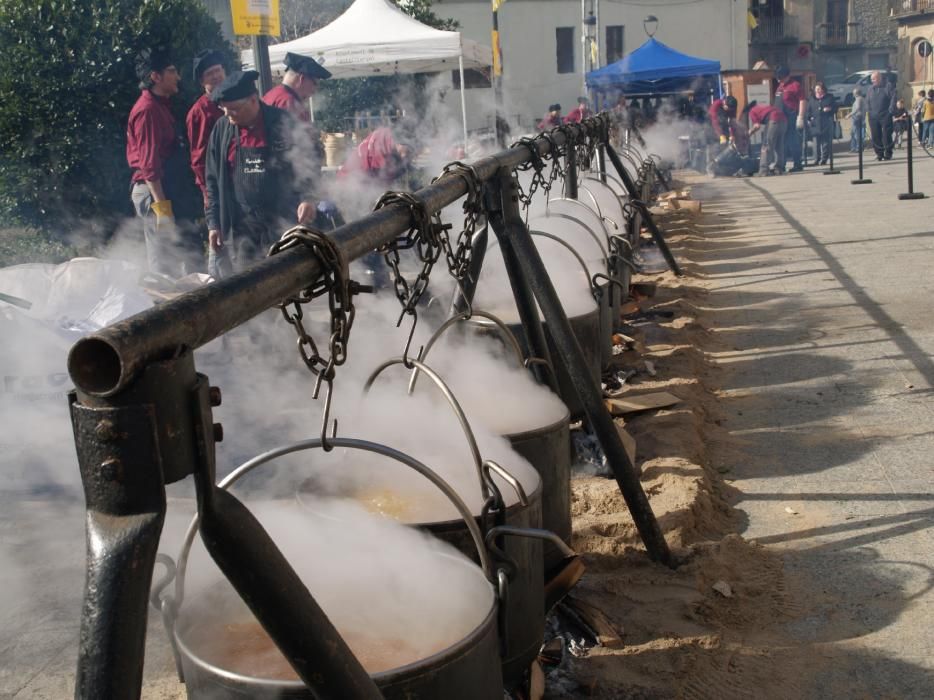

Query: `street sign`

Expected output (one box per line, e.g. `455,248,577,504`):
230,0,280,36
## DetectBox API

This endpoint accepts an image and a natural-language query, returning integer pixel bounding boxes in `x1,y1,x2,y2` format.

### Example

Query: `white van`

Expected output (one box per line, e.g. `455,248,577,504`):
827,70,898,106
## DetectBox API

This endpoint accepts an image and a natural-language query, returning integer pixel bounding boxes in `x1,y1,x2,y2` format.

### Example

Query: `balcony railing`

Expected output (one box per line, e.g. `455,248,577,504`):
818,21,863,47
890,0,934,17
750,15,800,44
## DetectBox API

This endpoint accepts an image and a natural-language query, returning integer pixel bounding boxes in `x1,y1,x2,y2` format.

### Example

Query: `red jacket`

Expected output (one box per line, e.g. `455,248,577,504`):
748,104,786,126
186,93,224,198
537,113,562,131
564,105,592,124
708,99,736,137
263,84,310,123
126,90,177,183
775,79,804,114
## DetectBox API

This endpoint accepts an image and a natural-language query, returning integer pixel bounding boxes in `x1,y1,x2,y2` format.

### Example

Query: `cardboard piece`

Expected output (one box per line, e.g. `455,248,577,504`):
617,424,638,469
670,198,702,213
605,391,681,416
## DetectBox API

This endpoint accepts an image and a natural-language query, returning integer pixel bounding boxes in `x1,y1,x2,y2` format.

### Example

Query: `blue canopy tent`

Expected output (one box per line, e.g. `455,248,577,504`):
586,38,721,95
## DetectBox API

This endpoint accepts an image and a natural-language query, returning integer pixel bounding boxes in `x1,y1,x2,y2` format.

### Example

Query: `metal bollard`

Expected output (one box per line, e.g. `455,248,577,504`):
898,126,925,200
851,120,872,185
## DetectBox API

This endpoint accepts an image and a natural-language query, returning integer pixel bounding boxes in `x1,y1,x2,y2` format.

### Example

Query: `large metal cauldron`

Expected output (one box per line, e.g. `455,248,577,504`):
415,312,572,572
363,358,552,689
466,307,600,422
156,437,506,700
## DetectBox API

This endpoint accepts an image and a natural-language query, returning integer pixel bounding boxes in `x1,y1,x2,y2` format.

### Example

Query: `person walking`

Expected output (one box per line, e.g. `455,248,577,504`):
186,49,226,209
892,98,910,148
127,48,202,276
806,82,837,165
923,89,934,148
850,89,866,153
866,71,897,161
773,66,806,172
744,101,787,176
913,89,927,144
204,71,318,277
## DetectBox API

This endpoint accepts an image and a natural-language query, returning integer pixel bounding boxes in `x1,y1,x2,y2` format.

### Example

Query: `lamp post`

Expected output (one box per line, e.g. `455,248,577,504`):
583,10,596,96
643,14,658,38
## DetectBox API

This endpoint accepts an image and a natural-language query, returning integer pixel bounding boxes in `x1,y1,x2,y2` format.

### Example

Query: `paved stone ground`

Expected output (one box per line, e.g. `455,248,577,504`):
693,145,934,698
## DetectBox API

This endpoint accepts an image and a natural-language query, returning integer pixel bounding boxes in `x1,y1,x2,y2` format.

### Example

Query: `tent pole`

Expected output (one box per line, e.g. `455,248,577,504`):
458,54,469,153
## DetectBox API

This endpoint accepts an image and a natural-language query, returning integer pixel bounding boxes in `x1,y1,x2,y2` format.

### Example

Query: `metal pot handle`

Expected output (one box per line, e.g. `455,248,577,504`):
528,230,600,300
365,356,489,502
483,526,576,568
533,206,610,259
170,436,496,615
407,309,527,395
149,553,184,680
482,459,528,508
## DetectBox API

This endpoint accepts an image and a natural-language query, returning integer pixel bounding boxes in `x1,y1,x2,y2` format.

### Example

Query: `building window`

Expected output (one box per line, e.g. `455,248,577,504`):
556,27,575,74
868,53,889,70
452,68,492,89
606,25,624,64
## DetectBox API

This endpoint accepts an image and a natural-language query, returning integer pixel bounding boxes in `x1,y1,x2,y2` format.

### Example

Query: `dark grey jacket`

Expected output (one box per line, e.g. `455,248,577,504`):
204,102,307,237
866,84,897,121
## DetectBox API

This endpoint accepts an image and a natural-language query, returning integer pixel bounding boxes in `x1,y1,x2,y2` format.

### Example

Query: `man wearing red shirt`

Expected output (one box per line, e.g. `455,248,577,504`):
205,71,318,277
773,66,806,172
745,102,787,176
186,49,226,208
564,97,592,124
128,48,201,275
263,52,330,179
708,96,738,144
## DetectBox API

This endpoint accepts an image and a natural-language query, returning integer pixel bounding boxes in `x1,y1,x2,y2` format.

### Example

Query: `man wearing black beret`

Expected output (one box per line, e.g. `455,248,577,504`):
204,70,318,277
263,52,331,179
186,49,226,208
263,52,331,123
127,48,201,275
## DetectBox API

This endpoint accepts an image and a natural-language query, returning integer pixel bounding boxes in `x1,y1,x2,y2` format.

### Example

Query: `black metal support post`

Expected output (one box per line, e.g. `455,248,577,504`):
598,143,608,185
565,131,578,200
604,144,682,277
487,182,559,394
252,35,273,97
823,117,840,175
851,123,872,184
802,126,809,167
491,170,672,567
899,129,925,200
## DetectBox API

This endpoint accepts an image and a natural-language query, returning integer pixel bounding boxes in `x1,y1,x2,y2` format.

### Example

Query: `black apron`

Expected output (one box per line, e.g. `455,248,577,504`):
162,121,203,221
230,133,283,263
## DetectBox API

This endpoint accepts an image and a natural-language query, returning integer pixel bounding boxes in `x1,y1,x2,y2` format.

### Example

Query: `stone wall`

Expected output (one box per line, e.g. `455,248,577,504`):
854,0,897,49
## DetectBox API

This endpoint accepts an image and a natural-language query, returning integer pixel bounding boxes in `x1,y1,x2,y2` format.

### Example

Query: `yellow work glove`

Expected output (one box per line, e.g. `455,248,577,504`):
719,135,728,144
150,199,174,229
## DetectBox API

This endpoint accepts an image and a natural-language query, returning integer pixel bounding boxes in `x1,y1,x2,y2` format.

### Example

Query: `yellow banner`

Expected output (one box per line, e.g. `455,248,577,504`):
492,29,502,77
492,0,507,12
230,0,281,36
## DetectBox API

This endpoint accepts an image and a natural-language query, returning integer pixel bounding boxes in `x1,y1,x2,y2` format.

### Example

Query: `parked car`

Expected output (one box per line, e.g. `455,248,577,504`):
827,70,898,106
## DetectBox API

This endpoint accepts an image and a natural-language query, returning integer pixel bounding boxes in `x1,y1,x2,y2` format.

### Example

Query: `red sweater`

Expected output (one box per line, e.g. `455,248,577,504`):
263,84,310,123
126,90,176,183
186,93,224,197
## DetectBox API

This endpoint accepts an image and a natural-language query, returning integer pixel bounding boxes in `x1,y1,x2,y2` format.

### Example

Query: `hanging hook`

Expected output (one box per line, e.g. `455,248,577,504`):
316,371,338,452
398,308,421,370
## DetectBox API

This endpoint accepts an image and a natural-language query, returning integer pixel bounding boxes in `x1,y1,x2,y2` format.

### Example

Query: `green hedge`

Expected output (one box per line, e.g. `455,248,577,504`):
0,0,234,232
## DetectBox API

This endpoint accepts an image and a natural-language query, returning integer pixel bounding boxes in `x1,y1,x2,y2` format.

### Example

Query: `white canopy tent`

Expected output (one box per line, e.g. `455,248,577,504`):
242,0,492,147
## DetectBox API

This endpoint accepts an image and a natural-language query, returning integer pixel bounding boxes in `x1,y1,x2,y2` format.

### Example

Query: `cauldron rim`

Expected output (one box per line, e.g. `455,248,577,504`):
173,556,498,689
296,463,543,530
502,409,570,443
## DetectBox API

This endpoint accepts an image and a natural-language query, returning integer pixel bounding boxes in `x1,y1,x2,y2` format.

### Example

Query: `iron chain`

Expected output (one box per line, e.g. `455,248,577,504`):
268,225,357,383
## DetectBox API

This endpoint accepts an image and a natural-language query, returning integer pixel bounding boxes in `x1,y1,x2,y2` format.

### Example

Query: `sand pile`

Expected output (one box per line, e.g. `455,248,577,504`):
553,176,823,699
